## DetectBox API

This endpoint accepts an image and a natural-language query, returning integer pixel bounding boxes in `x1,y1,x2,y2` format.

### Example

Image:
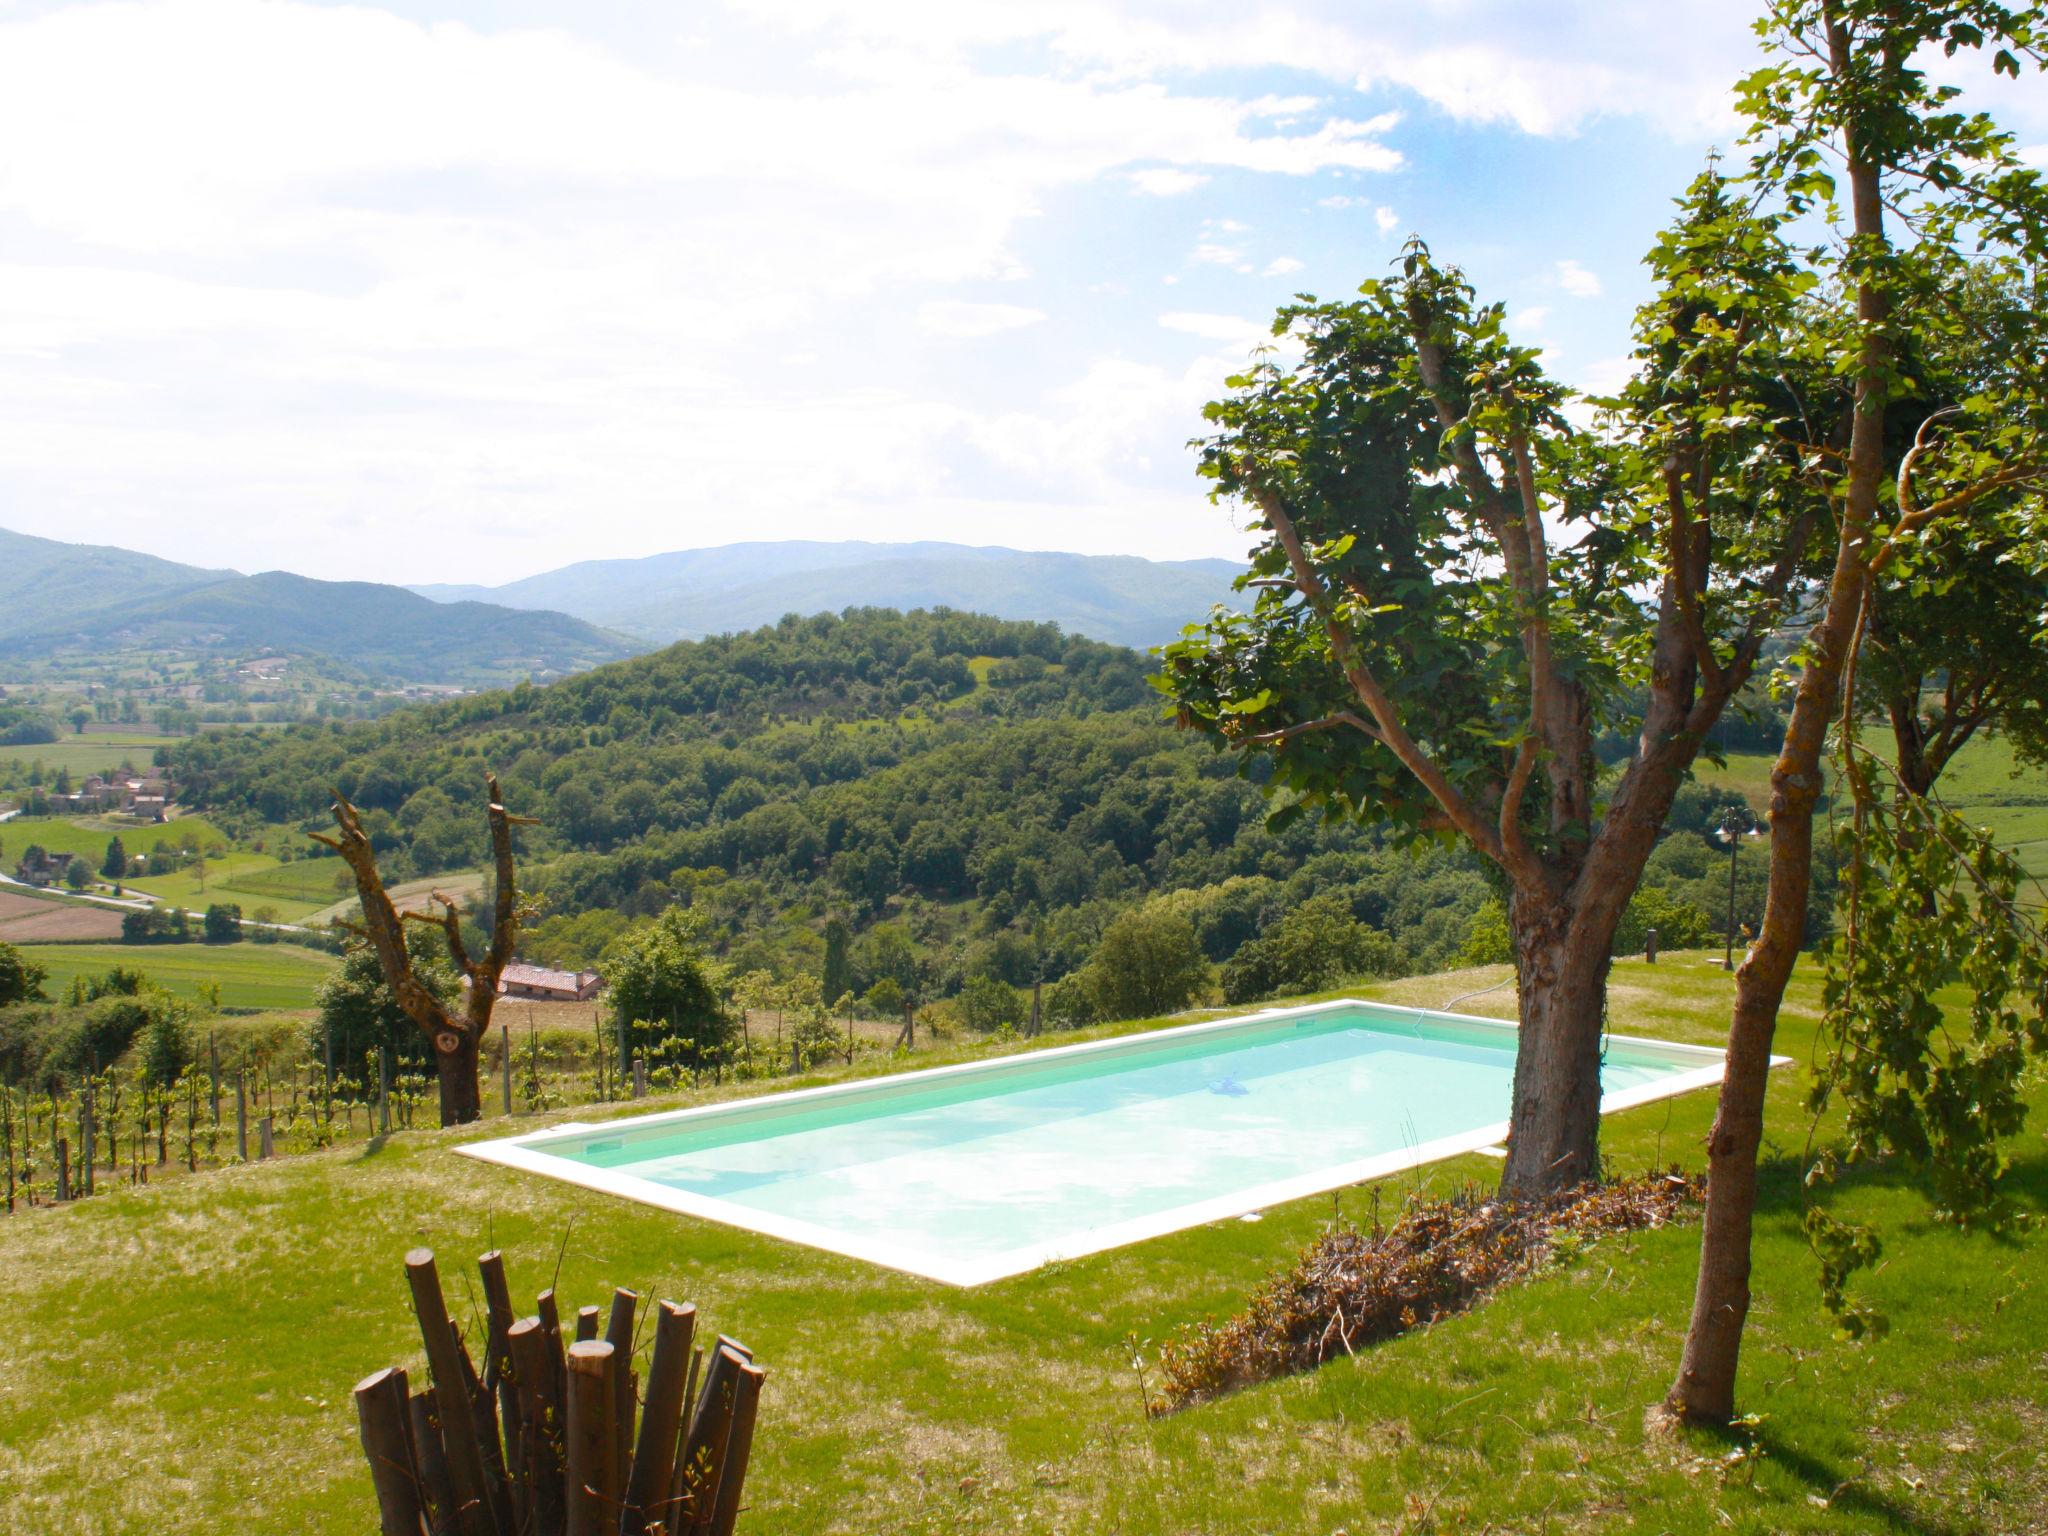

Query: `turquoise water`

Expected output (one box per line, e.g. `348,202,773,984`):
528,1005,1706,1270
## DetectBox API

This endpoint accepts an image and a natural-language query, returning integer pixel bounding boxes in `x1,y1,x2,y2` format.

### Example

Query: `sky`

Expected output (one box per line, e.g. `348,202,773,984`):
0,1,2042,587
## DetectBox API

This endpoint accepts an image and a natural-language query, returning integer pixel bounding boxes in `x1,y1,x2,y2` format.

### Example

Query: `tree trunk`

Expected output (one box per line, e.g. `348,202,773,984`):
1499,892,1617,1200
436,1033,482,1127
1666,17,1891,1422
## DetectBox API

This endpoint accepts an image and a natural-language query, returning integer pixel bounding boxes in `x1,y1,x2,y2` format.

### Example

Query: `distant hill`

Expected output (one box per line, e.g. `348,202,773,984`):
0,527,638,685
412,540,1245,650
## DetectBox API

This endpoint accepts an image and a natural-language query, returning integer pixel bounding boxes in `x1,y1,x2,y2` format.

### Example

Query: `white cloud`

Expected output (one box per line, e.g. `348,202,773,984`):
1510,305,1551,334
739,0,1757,138
1191,242,1252,272
1262,256,1305,276
1128,168,1212,196
915,300,1048,338
1556,259,1603,298
1375,205,1400,233
1159,311,1270,345
1318,194,1365,208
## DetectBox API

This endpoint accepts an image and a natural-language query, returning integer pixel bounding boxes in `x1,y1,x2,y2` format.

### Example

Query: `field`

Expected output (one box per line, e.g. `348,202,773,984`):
0,730,178,780
0,813,228,864
122,850,345,922
0,889,124,943
1,956,2042,1534
15,940,339,1010
1701,733,2048,901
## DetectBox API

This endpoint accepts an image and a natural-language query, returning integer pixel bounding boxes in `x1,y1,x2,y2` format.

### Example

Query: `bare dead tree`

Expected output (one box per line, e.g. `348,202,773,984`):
313,773,533,1127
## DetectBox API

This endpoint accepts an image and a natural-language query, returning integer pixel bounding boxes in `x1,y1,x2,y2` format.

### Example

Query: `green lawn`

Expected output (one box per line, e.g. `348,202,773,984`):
123,850,339,922
17,940,338,1010
0,956,2041,1533
0,813,227,864
0,732,179,779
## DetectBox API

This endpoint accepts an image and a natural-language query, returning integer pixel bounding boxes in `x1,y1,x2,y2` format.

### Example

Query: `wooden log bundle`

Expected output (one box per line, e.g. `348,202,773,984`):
354,1247,764,1536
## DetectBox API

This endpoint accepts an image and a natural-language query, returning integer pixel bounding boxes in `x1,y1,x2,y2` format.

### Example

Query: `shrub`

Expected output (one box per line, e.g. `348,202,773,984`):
1084,905,1209,1022
958,973,1025,1033
1220,894,1399,1004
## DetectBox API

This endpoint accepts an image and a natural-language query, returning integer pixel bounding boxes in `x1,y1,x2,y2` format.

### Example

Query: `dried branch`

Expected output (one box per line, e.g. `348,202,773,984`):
1237,712,1383,746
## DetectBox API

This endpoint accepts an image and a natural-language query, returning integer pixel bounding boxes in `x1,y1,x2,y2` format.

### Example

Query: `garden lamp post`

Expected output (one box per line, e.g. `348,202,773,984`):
1713,811,1759,970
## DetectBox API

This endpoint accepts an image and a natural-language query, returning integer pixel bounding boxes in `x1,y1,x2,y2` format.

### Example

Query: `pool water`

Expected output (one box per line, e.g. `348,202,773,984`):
461,1000,1729,1285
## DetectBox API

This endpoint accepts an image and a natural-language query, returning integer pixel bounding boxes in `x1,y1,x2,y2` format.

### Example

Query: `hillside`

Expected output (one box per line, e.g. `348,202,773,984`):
0,526,231,641
412,540,1245,650
168,608,1501,994
0,528,640,685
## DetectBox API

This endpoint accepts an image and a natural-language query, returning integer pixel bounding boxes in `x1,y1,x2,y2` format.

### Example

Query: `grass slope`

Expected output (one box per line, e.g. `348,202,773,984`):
17,940,338,1010
0,732,179,778
1,814,226,864
0,956,2042,1533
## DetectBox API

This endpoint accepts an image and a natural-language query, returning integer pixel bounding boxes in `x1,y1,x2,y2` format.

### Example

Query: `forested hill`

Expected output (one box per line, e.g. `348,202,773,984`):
170,607,1753,1008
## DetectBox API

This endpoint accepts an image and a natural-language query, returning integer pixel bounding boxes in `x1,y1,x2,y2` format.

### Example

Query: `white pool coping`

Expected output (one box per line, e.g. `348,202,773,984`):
457,996,1788,1287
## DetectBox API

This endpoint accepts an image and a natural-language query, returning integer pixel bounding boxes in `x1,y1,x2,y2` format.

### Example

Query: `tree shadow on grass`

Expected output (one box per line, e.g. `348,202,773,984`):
1752,1136,2048,1228
1687,1418,1961,1536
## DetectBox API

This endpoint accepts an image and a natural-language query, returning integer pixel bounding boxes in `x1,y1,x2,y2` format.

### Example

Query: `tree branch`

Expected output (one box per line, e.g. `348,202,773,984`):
1237,712,1383,746
1247,479,1533,881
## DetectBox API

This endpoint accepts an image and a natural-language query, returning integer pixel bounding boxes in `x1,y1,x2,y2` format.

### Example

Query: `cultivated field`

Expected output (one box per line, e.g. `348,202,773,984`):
0,730,178,779
0,889,124,943
1,957,2041,1535
15,940,339,1010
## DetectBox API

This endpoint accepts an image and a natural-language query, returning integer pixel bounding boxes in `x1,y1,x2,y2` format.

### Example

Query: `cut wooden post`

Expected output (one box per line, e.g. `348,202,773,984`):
537,1288,569,1408
602,1287,638,1497
235,1072,248,1161
509,1317,565,1536
379,1045,392,1135
1029,979,1042,1037
409,1387,459,1535
624,1300,696,1530
632,1056,646,1100
355,1366,426,1536
478,1252,521,1498
575,1305,600,1343
673,1339,752,1529
501,1024,514,1116
208,1029,221,1126
1646,926,1659,964
563,1339,618,1536
258,1114,274,1160
706,1358,765,1536
404,1249,499,1536
55,1137,69,1203
81,1086,94,1194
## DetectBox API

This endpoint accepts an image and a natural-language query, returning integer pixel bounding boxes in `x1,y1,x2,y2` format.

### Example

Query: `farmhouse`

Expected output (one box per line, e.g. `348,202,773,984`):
12,849,70,887
496,962,603,1003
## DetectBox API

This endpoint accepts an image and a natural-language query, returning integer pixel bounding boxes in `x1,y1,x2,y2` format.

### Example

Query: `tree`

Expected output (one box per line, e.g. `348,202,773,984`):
604,908,735,1071
1664,1,2048,1424
101,837,127,880
957,973,1025,1033
0,941,46,1006
316,926,460,1077
863,976,905,1020
1083,905,1209,1022
63,857,90,891
313,775,531,1126
1221,894,1397,1004
203,903,242,944
68,707,89,735
1161,217,1818,1200
821,915,854,1007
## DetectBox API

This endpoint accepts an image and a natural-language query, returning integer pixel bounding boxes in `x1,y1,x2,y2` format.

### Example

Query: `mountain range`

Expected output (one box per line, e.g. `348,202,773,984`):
411,540,1244,651
0,528,1245,685
0,527,635,685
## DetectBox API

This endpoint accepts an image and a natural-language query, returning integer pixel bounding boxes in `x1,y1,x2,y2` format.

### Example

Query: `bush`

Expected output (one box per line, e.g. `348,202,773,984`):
203,903,243,944
605,908,735,1069
957,973,1025,1033
1613,885,1714,956
1457,899,1513,967
0,942,46,1007
1041,972,1100,1029
1220,895,1399,1005
1084,904,1210,1022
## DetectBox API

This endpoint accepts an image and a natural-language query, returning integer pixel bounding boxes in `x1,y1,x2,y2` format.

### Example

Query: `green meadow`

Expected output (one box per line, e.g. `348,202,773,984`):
17,940,339,1010
0,956,2041,1534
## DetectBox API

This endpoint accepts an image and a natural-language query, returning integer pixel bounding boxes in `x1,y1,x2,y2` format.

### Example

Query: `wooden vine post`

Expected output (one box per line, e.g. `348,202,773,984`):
354,1247,765,1536
313,773,535,1127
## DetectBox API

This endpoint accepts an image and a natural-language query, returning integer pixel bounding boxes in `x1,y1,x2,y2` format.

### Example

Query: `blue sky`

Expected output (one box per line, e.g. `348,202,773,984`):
0,1,2040,586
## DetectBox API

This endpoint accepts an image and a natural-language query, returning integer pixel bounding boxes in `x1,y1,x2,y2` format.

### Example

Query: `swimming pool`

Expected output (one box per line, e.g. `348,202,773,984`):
459,998,1737,1285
